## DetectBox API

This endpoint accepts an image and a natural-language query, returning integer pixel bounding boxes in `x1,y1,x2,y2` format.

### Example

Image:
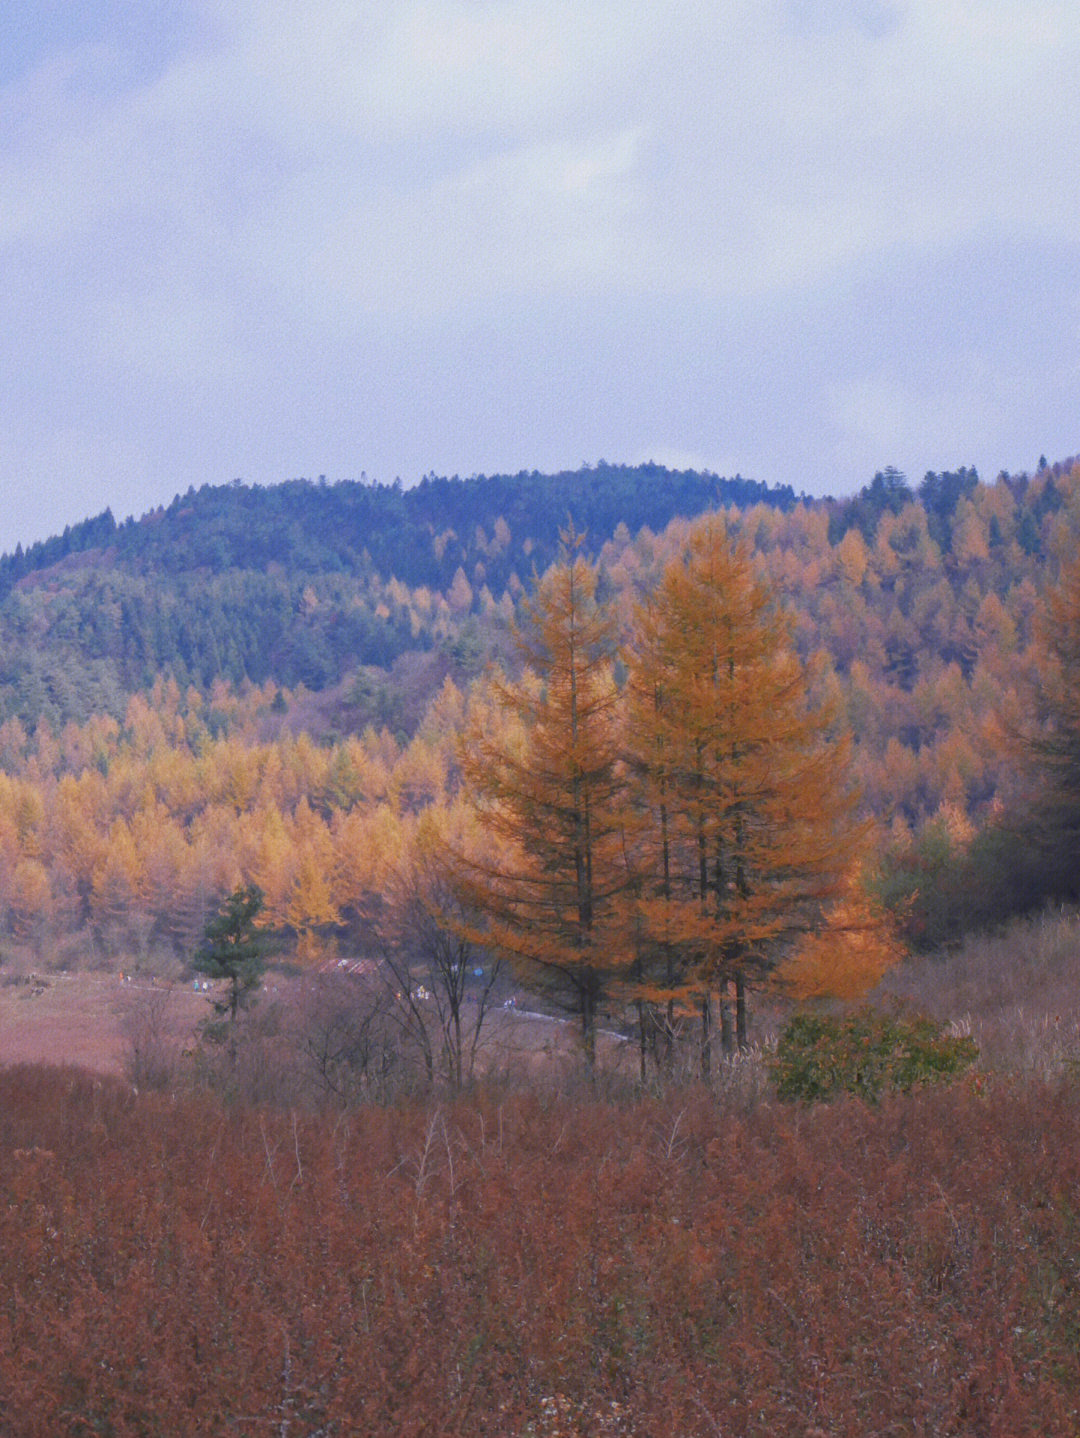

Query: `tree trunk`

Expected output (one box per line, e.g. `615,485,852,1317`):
735,969,748,1052
581,979,597,1069
719,977,734,1058
699,993,712,1079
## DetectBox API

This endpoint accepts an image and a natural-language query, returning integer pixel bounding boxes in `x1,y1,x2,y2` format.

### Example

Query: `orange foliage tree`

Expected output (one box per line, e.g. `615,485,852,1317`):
1019,549,1080,897
773,869,903,1002
456,536,630,1065
381,804,502,1090
624,518,865,1068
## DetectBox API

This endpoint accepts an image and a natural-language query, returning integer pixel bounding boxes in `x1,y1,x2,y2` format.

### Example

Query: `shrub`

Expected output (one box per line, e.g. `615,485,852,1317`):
771,1007,978,1103
7,1068,1080,1433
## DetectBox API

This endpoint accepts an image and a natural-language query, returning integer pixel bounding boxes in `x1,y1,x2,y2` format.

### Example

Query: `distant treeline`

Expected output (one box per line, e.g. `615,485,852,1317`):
824,461,1067,555
0,464,798,729
0,453,1076,754
0,463,795,598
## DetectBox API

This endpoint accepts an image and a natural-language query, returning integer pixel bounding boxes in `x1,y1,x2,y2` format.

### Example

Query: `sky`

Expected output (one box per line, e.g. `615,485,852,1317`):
2,0,1079,555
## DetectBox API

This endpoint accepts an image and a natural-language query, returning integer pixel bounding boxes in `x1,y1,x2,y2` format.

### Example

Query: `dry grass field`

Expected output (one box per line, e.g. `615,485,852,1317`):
4,1061,1080,1434
3,914,1080,1433
0,971,208,1075
881,908,1080,1077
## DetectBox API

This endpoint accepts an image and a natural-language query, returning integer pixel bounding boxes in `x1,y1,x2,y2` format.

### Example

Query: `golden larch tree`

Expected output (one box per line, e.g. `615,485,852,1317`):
1017,550,1080,898
456,537,630,1065
624,517,864,1067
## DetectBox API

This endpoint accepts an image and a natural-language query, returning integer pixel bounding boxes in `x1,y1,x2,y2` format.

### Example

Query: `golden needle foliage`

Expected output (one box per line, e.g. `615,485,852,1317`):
458,518,878,1060
454,535,630,1063
622,518,868,1057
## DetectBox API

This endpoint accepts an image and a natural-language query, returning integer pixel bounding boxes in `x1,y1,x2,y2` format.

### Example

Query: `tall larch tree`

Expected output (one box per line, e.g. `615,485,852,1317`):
456,534,629,1065
624,517,863,1069
1019,550,1080,899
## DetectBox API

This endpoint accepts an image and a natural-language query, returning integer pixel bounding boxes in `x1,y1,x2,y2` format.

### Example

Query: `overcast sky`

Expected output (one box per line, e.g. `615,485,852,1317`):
2,1,1078,554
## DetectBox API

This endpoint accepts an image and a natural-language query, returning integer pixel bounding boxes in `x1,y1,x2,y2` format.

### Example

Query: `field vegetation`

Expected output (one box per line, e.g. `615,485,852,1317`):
1,907,1079,1433
4,1056,1080,1434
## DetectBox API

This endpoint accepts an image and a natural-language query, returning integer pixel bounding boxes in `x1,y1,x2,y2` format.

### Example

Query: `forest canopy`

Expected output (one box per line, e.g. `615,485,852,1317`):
0,455,1077,978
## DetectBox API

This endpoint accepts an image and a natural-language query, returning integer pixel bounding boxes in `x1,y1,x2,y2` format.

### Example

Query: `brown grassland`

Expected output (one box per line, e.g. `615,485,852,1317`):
4,1065,1080,1435
1,913,1080,1435
0,971,205,1076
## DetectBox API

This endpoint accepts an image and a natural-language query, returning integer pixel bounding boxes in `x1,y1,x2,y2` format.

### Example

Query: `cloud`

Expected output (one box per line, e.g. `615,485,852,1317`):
829,375,990,473
636,447,740,478
219,0,664,140
273,127,646,323
1,0,1079,551
827,352,1056,485
8,1,1080,305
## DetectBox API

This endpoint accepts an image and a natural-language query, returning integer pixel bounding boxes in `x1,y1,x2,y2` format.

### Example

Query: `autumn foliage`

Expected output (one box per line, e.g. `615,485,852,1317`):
2,1066,1080,1435
1016,547,1080,895
458,521,872,1064
0,676,468,964
1,461,1080,974
622,519,864,1060
455,542,628,1063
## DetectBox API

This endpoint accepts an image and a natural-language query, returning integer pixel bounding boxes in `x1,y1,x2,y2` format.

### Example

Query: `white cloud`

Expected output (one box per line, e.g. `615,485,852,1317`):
828,364,1026,481
9,0,1080,305
1,0,1079,551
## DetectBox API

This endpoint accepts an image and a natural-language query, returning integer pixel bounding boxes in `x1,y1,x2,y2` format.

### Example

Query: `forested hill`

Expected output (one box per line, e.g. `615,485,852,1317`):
0,451,1076,753
0,464,792,598
0,464,794,728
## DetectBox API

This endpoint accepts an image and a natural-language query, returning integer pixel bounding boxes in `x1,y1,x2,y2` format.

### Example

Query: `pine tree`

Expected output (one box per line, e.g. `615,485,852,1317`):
193,883,266,1025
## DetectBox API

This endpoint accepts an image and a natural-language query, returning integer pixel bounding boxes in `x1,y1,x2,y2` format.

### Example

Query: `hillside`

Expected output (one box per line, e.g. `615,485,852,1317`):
0,455,1074,751
0,464,792,729
0,454,1076,966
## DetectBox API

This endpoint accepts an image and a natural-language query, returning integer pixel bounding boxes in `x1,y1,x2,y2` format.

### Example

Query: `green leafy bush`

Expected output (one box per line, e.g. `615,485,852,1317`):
772,1008,978,1103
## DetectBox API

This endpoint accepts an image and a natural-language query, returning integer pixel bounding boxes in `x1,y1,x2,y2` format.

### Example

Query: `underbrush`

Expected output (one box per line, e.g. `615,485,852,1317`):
882,907,1080,1077
2,1065,1080,1434
771,1008,978,1103
94,905,1080,1103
